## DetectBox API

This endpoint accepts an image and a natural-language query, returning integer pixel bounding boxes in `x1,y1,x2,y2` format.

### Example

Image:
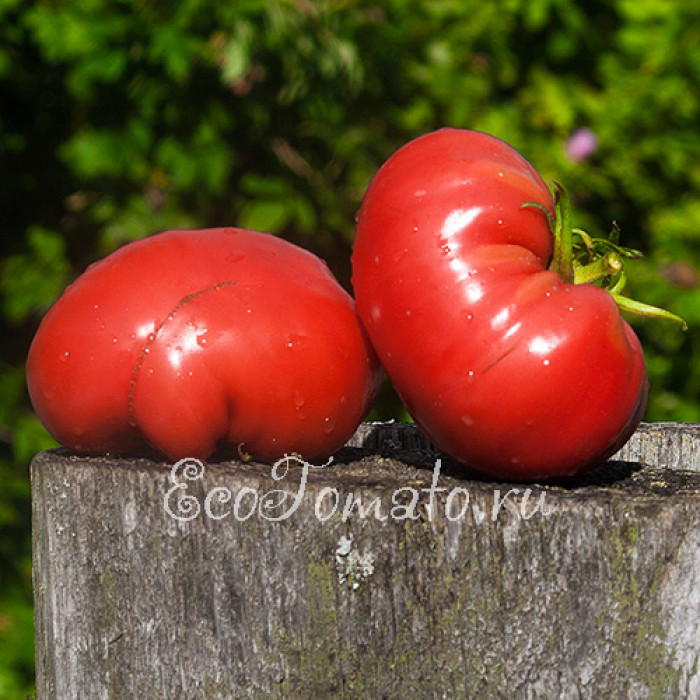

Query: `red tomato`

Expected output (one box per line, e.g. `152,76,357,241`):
27,228,382,462
352,128,647,481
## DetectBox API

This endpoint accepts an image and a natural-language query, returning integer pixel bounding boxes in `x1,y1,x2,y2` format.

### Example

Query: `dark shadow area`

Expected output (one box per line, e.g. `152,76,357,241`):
544,459,645,490
348,422,662,491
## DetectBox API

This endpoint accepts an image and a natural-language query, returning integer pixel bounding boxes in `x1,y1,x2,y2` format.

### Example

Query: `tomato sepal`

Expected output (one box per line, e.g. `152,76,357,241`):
526,181,687,329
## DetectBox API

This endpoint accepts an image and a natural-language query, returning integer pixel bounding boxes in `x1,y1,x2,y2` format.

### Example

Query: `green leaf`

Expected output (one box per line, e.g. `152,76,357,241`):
219,22,253,84
0,227,70,323
240,173,290,197
149,23,201,83
12,413,58,465
60,121,151,181
237,200,290,233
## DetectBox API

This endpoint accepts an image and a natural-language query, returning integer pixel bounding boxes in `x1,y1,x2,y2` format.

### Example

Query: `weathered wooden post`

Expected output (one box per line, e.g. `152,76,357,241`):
32,421,700,698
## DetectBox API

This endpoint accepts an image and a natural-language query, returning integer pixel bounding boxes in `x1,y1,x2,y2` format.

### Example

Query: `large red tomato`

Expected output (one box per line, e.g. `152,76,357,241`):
27,228,382,462
352,128,648,481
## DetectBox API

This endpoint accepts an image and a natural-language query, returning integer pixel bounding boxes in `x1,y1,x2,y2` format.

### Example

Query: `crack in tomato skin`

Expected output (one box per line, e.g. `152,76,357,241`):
127,280,239,427
479,341,522,374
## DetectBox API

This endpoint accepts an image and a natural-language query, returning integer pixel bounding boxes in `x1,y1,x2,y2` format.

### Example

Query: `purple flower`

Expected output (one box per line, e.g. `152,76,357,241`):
565,127,598,162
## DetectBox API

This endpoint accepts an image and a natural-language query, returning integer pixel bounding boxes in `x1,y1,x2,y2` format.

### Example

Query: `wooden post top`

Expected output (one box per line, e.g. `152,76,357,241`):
31,421,700,699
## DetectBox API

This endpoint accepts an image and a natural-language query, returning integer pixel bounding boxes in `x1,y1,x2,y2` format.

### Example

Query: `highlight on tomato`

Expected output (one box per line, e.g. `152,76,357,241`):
352,128,684,482
27,227,382,462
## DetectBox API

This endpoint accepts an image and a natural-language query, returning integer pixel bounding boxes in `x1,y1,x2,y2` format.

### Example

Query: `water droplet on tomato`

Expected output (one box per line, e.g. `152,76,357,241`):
293,390,306,420
60,351,70,362
463,312,474,322
543,359,550,366
112,336,118,344
286,334,306,350
196,332,208,347
322,416,336,434
460,415,474,427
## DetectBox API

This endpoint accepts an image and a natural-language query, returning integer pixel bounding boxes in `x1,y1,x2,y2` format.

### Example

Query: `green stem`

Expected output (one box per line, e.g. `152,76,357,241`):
550,182,574,284
540,181,687,329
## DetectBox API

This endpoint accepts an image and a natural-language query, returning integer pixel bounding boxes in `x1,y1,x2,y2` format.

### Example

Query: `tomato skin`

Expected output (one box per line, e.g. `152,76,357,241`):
352,128,647,481
27,228,382,462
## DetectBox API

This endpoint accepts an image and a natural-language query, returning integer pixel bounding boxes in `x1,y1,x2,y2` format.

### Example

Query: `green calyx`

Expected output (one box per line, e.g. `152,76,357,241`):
522,182,687,330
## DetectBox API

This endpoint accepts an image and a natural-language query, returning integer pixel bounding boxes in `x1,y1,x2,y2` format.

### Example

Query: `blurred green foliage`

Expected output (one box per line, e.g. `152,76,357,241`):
1,0,699,693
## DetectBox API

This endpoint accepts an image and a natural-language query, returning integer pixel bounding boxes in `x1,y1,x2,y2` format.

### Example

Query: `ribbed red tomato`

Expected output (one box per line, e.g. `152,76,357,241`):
352,128,648,481
27,227,382,462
